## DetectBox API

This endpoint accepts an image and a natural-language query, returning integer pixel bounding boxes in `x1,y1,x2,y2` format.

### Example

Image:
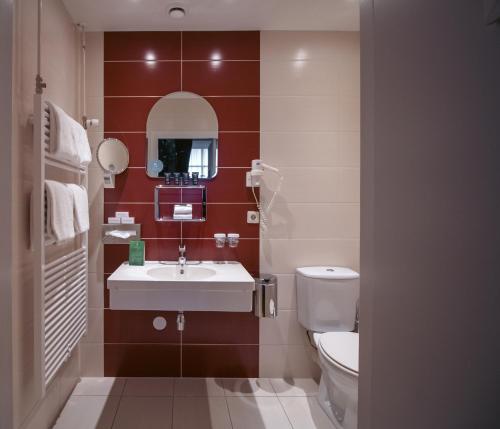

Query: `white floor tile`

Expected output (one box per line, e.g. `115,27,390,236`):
227,397,292,429
269,378,319,396
72,378,126,396
172,397,231,429
279,397,335,429
223,378,276,397
122,377,174,397
173,378,225,397
112,397,173,429
53,396,120,429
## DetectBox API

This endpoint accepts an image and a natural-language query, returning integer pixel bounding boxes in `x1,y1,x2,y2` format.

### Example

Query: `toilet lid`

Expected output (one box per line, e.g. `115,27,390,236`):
296,266,359,280
319,332,359,374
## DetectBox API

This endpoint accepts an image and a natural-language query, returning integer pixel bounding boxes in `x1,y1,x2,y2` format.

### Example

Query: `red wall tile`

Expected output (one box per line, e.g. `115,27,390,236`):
183,61,259,96
182,345,259,377
183,312,258,345
105,168,255,203
104,97,160,132
103,133,147,168
104,344,181,377
104,239,258,275
103,31,260,378
104,244,129,274
104,32,181,61
104,61,181,96
182,204,258,239
207,98,260,131
104,310,180,343
218,132,259,167
104,203,181,238
182,32,260,60
104,274,110,308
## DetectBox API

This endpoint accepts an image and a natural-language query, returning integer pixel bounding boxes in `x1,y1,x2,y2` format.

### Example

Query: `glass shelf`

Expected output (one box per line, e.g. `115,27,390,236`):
154,185,207,223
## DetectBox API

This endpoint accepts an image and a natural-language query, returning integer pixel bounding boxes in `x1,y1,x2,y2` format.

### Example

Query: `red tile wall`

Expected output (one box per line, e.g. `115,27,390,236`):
103,31,260,377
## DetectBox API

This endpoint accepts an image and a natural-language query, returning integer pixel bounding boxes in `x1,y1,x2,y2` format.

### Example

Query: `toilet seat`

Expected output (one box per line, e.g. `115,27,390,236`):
319,332,359,376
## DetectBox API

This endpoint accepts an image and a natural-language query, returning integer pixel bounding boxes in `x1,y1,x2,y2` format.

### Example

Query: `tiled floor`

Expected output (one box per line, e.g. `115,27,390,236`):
52,377,335,429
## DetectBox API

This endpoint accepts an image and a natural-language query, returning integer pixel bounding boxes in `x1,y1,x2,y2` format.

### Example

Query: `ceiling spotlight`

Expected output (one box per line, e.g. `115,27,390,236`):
169,6,186,18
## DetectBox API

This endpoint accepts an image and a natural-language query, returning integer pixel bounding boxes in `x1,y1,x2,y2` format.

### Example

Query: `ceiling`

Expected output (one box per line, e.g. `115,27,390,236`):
62,0,359,32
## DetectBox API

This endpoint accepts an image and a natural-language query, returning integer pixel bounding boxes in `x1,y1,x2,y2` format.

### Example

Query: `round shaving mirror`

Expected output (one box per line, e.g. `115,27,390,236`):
96,138,129,174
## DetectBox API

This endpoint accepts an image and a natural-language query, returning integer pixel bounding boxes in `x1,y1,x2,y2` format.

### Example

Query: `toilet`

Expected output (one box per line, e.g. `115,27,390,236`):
296,266,360,429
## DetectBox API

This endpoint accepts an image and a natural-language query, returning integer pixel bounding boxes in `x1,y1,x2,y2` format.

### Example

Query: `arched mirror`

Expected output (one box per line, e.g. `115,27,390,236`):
146,91,218,179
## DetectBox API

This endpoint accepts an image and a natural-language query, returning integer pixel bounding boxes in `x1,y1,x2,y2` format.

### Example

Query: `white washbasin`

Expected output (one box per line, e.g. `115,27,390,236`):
147,265,217,281
107,261,255,312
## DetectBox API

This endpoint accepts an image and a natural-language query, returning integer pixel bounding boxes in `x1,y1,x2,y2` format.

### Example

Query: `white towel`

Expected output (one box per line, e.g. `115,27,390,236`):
47,101,92,166
67,184,90,234
47,101,79,165
74,122,92,166
173,214,193,220
45,180,75,243
174,204,193,215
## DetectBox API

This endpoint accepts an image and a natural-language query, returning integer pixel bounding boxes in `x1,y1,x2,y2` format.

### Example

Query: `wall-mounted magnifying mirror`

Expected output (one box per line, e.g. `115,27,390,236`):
146,91,218,180
96,138,129,188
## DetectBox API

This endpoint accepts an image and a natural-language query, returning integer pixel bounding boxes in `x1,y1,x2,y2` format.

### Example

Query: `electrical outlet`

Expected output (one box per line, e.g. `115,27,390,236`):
247,211,260,224
246,171,261,187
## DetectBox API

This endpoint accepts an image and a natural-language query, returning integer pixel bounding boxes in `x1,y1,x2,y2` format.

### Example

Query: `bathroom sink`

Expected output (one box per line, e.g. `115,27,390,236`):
147,265,217,281
107,261,255,312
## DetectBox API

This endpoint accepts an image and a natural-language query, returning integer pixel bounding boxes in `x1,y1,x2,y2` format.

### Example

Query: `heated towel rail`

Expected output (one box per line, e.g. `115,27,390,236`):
32,94,88,394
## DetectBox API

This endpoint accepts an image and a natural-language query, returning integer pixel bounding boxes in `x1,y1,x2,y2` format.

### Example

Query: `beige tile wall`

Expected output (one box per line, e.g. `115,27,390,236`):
81,31,105,376
11,0,86,427
259,31,360,378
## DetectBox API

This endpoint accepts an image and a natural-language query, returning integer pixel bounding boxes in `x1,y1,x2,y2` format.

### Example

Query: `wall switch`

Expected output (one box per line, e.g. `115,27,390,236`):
247,211,260,224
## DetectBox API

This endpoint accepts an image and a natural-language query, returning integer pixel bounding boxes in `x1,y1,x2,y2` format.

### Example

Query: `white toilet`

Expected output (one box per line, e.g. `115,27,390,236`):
296,266,360,429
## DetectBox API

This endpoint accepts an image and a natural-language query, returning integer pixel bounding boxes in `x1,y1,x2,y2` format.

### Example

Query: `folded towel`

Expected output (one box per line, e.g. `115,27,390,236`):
47,101,92,166
47,101,80,165
174,204,193,215
45,180,75,243
105,230,137,239
74,119,92,166
67,184,90,234
173,213,193,220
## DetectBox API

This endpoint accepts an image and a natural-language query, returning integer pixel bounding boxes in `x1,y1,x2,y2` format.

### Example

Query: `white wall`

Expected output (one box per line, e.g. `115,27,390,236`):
259,31,360,377
0,0,14,427
359,1,500,427
12,0,82,427
81,31,105,376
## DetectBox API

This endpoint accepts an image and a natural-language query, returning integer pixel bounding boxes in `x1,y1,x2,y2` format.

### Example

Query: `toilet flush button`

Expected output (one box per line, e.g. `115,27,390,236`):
153,316,167,331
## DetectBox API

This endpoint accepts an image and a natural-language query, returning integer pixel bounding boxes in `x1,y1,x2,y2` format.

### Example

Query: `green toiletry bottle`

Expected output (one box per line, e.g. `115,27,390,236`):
129,240,145,266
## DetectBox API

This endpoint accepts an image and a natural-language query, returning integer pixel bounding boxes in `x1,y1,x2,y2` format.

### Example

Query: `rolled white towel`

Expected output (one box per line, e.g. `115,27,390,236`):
174,204,193,215
67,184,90,234
173,214,193,220
45,180,75,243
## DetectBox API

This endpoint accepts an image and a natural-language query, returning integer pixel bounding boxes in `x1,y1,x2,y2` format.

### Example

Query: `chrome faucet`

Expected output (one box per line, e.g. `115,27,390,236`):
178,244,186,274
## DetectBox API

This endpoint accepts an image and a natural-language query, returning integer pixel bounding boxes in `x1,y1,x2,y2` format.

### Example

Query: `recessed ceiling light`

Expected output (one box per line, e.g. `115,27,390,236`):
169,6,186,19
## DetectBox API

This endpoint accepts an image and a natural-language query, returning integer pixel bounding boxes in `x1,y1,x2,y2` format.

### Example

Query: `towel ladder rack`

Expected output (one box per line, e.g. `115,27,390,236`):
32,93,88,395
